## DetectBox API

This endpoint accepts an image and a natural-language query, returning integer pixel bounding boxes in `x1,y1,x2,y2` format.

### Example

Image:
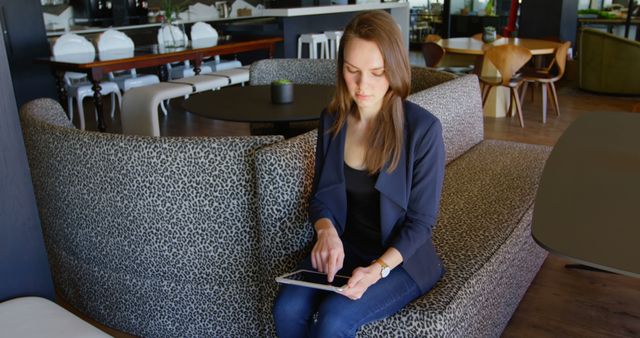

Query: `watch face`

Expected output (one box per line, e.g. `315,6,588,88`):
381,267,391,278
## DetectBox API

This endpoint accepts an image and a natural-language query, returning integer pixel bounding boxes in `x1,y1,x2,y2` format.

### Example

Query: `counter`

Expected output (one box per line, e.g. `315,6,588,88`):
47,2,410,51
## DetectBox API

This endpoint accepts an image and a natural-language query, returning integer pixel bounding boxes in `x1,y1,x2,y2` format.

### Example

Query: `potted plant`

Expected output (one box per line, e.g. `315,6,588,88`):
159,0,189,48
271,79,294,104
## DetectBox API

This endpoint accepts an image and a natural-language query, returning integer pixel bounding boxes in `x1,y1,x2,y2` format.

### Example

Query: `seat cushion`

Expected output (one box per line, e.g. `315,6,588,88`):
0,297,110,338
358,140,551,337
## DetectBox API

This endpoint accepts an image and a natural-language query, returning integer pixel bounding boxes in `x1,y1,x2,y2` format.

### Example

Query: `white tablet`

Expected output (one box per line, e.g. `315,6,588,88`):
276,269,350,292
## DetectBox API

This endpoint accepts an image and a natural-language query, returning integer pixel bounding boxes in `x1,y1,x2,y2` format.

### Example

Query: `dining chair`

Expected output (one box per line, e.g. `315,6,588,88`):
424,34,442,42
421,42,446,68
519,41,571,123
479,44,532,128
52,33,122,130
190,21,242,71
157,25,213,80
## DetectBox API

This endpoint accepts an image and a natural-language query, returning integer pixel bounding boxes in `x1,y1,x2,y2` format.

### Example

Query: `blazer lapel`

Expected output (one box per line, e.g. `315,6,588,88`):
376,132,408,244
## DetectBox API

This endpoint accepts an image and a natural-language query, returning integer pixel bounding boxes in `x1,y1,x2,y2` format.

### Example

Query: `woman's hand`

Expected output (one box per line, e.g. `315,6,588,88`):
311,218,344,283
340,264,381,300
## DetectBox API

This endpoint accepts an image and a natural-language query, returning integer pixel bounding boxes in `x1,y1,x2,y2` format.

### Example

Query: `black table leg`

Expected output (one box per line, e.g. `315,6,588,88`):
91,80,106,132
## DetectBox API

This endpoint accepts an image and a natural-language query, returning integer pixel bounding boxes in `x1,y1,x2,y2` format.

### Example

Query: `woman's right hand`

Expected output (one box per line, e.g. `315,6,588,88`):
311,218,344,283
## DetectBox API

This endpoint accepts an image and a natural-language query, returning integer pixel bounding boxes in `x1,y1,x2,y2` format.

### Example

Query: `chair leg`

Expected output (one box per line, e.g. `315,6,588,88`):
77,97,86,130
160,100,168,115
511,88,525,128
519,81,529,104
541,83,547,124
67,95,74,122
482,85,493,107
110,93,116,119
549,82,560,116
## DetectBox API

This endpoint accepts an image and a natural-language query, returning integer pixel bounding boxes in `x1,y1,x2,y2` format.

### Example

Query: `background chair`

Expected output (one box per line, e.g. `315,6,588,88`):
157,25,212,80
190,21,242,71
479,44,532,128
520,41,571,123
578,28,640,95
97,30,160,92
421,41,446,68
53,33,121,130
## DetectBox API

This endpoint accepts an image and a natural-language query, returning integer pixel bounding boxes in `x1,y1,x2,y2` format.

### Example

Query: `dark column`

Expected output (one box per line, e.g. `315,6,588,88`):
0,23,55,303
519,0,579,48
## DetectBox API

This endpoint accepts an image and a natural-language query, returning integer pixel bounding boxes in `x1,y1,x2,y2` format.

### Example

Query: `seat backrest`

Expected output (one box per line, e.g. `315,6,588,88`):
484,44,532,86
190,21,218,41
52,33,95,56
421,42,445,67
549,41,571,80
20,97,284,337
424,34,442,42
249,58,337,85
97,29,134,52
157,24,189,47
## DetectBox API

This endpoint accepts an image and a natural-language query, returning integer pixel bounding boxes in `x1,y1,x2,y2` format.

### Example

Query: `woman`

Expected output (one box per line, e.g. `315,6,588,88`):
273,10,445,337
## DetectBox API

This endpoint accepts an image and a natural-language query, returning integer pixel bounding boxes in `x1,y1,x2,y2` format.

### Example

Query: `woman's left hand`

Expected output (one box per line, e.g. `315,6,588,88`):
339,264,381,300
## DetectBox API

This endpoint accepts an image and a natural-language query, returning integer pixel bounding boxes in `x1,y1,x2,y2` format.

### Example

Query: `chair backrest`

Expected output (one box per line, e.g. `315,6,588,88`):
157,25,189,47
421,42,445,67
484,44,532,86
424,34,442,42
97,29,134,52
249,58,337,85
549,41,571,80
191,21,218,41
52,33,95,56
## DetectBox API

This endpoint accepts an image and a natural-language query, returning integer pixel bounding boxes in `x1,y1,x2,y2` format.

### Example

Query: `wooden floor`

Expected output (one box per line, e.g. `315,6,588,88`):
64,76,640,337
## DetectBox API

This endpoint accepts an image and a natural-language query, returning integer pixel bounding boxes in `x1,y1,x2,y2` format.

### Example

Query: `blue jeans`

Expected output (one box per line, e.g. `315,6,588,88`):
273,265,421,338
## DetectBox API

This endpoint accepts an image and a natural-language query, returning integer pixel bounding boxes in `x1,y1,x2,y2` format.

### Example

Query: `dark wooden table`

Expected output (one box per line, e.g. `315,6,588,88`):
532,112,640,278
37,36,283,131
182,84,334,136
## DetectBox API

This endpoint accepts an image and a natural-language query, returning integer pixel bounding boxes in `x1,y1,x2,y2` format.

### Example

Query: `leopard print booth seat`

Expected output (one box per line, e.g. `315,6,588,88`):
20,98,283,337
255,75,552,337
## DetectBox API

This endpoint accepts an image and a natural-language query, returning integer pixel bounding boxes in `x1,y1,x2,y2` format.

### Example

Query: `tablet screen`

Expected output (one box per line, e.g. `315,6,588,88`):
285,270,350,287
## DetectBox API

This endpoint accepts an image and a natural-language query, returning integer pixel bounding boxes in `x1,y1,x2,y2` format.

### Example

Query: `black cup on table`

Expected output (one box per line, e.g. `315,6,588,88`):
271,80,294,104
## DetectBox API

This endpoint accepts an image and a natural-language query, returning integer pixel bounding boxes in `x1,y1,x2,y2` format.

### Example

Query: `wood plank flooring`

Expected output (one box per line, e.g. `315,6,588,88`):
62,74,640,337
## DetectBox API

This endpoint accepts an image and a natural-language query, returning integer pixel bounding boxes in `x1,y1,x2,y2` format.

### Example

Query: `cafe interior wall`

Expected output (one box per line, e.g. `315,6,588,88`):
146,0,263,9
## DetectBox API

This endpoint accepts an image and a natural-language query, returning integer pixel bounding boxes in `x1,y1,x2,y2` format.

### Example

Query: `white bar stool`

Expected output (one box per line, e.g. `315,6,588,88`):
324,31,343,59
297,33,329,59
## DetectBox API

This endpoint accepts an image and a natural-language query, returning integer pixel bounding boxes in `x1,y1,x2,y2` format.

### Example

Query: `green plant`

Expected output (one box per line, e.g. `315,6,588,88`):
272,79,292,85
161,0,189,22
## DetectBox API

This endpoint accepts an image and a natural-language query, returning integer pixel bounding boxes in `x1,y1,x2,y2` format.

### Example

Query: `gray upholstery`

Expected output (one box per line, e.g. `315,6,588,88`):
408,75,484,164
20,98,283,338
249,58,337,86
255,74,550,337
249,58,455,95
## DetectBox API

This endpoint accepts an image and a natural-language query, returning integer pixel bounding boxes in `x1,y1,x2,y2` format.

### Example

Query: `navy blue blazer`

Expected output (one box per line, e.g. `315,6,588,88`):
308,101,446,294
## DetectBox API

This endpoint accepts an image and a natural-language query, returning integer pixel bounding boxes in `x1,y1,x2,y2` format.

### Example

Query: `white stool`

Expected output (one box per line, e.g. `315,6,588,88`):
324,31,343,59
297,34,329,59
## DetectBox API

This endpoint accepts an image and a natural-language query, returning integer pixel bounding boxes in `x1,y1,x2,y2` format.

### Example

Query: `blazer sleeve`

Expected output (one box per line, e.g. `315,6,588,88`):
390,118,445,261
308,110,337,227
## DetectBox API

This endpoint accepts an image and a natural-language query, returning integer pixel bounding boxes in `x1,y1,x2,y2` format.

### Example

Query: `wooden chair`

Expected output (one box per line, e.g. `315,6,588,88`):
424,34,442,42
421,42,446,68
519,41,571,123
479,44,532,128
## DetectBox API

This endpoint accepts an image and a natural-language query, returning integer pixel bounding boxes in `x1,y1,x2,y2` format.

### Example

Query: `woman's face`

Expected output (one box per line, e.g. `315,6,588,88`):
342,37,390,116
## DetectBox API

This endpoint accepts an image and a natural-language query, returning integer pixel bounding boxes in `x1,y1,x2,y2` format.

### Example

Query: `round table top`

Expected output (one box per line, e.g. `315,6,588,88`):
183,84,335,123
438,37,560,55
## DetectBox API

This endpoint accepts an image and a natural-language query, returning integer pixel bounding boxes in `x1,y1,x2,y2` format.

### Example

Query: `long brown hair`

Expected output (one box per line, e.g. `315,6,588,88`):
328,10,411,174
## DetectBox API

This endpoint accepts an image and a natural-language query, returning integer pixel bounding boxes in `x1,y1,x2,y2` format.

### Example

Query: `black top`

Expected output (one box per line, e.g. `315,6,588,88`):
342,163,383,259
